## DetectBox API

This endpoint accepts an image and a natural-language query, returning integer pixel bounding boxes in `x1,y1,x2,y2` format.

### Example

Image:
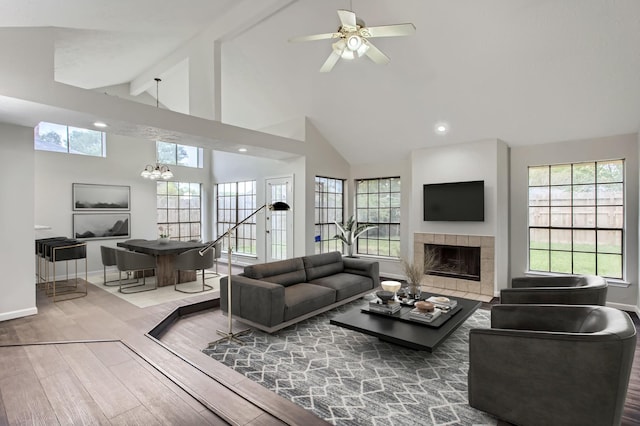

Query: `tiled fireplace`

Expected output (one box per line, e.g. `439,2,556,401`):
414,233,495,300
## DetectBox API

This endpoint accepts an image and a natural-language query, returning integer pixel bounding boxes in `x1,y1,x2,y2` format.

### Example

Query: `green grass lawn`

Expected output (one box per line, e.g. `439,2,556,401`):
530,249,622,278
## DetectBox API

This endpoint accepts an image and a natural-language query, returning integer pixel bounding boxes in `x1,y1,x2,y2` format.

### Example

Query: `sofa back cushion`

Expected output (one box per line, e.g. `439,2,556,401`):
244,257,306,287
303,251,344,281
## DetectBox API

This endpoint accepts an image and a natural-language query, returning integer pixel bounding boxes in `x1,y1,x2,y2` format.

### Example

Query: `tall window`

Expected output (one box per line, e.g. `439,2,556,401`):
315,176,344,254
35,122,105,157
156,141,203,168
216,181,257,255
528,160,624,279
156,181,202,241
355,177,401,257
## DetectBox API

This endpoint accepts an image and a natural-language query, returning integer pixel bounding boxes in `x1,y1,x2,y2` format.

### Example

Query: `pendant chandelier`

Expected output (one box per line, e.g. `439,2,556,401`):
140,164,173,180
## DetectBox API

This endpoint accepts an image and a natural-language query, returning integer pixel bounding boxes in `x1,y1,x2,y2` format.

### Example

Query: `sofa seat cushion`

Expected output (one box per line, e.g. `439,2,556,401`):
244,257,306,287
284,284,336,321
309,272,373,301
303,251,344,281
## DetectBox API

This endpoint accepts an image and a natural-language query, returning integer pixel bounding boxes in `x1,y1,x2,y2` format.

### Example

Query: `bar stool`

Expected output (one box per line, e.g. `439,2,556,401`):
43,239,88,302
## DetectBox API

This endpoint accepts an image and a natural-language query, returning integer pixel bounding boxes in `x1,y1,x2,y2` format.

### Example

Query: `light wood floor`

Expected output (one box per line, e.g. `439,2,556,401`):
2,275,639,425
0,275,327,425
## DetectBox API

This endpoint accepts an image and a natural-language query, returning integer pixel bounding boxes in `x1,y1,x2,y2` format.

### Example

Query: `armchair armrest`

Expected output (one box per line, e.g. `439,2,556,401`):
500,286,606,305
343,257,380,288
220,275,285,327
490,304,602,333
511,276,581,288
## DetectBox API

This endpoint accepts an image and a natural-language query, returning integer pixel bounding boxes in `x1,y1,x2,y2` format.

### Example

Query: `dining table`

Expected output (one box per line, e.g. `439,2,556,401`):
117,239,206,287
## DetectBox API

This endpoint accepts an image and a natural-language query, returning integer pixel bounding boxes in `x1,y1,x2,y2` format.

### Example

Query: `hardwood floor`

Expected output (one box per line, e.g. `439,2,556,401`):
0,275,326,425
1,276,639,425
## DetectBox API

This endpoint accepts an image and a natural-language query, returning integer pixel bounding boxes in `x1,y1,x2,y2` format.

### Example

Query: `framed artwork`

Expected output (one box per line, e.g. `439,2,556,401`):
72,183,130,211
73,213,130,240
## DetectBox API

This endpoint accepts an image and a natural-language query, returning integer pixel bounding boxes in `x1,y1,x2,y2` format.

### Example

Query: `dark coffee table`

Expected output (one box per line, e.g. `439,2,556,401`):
330,293,481,352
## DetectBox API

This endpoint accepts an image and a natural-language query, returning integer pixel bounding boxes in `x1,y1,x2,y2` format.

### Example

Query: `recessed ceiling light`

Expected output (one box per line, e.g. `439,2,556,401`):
93,121,108,128
238,148,247,153
434,121,449,135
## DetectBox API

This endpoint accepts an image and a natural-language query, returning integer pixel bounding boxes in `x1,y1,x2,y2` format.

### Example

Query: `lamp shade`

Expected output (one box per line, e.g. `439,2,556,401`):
270,201,290,211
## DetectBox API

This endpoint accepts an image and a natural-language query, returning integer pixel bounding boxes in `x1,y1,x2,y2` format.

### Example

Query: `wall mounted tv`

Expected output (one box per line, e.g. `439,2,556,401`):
423,180,485,221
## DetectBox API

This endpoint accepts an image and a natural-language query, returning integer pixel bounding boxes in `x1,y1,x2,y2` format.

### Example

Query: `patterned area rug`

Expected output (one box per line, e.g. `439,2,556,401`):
203,301,497,426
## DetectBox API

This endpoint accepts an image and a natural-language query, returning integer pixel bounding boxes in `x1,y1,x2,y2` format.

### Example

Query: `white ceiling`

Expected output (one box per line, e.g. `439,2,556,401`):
1,0,639,164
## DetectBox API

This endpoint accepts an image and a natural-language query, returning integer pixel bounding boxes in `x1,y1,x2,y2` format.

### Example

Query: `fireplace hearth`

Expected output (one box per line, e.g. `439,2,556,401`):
425,243,481,281
413,232,495,298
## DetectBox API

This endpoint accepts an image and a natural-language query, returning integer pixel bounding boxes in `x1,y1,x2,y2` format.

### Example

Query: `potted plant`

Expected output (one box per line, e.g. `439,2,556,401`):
333,215,377,257
401,247,438,298
158,227,170,244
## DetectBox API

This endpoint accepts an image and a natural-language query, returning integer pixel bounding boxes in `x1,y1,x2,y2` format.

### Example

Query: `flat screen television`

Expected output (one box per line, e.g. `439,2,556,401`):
423,180,484,221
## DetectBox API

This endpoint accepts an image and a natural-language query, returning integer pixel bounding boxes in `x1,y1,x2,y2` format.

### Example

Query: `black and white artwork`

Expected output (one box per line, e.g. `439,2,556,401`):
72,183,130,210
73,213,130,240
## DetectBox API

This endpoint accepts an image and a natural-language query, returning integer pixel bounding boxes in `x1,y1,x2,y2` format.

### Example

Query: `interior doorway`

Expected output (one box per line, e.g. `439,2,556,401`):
265,176,293,261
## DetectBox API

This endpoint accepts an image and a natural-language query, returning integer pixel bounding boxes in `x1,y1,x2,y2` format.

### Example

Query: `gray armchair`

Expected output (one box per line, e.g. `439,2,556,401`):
500,274,608,305
468,304,636,426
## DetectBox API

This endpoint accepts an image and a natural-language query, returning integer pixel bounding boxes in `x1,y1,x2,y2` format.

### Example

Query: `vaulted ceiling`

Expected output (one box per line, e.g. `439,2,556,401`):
1,0,639,165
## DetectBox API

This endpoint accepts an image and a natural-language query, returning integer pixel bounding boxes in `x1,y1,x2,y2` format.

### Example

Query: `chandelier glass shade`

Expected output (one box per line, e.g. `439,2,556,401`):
141,164,173,180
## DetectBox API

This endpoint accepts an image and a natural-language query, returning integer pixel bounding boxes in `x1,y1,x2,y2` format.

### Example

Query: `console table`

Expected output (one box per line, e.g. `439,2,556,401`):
117,240,205,287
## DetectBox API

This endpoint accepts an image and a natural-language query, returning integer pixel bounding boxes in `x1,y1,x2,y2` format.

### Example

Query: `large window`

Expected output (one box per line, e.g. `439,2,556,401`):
216,181,257,255
528,160,624,279
156,141,203,168
315,176,344,254
156,181,202,241
35,122,105,157
355,177,401,257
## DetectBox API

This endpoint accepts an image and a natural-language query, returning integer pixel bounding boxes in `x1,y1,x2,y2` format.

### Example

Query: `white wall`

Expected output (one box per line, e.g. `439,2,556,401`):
510,133,639,308
0,123,37,321
410,139,510,294
34,134,212,274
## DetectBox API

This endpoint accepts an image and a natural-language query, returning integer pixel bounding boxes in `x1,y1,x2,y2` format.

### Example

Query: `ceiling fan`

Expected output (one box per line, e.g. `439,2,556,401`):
289,9,416,72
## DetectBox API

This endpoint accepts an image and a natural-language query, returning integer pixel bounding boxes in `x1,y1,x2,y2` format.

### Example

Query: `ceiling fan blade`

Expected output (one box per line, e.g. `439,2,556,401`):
319,50,342,72
289,32,341,43
364,23,416,38
363,40,390,65
337,9,357,30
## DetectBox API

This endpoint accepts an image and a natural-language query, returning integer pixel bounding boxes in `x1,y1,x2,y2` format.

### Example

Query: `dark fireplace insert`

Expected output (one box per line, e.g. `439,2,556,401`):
425,243,481,281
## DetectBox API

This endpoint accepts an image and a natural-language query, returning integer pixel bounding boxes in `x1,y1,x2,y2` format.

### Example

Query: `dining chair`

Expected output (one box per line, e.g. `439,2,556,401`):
115,249,157,294
100,245,138,287
174,248,215,293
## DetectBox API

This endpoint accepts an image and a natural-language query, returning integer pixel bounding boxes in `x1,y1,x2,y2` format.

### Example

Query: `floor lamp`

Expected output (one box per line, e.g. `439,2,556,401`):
199,201,290,345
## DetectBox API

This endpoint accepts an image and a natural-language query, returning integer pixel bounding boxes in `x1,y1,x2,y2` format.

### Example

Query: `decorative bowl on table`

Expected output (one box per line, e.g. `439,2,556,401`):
376,291,395,304
415,301,435,312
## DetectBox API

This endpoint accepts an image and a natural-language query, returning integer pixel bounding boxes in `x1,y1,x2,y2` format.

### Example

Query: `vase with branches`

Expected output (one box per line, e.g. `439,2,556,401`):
401,247,438,298
333,215,377,257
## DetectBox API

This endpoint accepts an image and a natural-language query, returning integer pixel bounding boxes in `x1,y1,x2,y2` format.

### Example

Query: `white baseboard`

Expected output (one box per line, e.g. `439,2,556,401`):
0,307,38,322
606,301,639,315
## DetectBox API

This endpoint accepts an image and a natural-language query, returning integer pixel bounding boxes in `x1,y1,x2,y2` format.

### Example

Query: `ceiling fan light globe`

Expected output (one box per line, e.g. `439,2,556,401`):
356,43,369,57
346,34,363,51
341,49,356,60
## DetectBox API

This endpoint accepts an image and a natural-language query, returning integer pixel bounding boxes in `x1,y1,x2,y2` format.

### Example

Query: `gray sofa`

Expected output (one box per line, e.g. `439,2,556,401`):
220,251,379,332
